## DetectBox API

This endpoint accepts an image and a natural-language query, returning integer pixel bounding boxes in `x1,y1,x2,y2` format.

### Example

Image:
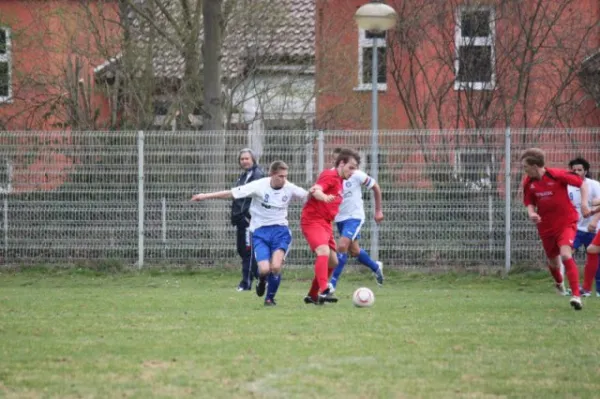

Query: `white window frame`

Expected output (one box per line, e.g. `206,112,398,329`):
454,149,493,190
0,27,12,103
454,6,496,91
355,28,387,92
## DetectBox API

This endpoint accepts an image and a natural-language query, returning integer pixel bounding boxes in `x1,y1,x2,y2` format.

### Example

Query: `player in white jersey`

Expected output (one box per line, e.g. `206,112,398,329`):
327,148,384,293
191,161,308,306
567,158,600,296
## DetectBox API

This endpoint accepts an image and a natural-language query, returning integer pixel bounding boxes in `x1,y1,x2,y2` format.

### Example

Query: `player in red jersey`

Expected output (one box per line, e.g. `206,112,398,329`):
521,148,589,310
302,148,360,304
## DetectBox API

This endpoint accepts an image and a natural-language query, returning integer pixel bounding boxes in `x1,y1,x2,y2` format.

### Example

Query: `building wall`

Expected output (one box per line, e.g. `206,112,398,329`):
316,0,600,130
0,1,120,130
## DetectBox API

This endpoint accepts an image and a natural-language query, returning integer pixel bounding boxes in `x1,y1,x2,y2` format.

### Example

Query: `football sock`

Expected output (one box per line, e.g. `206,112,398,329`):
357,249,379,273
547,264,563,284
583,253,599,292
330,252,348,288
315,255,329,293
266,272,281,301
563,257,580,297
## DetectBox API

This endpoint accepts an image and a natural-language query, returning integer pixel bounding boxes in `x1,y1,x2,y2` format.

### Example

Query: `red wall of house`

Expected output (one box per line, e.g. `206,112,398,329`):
0,1,120,192
0,0,120,131
316,0,600,131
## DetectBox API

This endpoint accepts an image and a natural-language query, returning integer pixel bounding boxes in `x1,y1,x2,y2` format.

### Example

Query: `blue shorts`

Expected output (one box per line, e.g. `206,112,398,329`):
252,225,292,262
336,218,364,241
573,230,596,250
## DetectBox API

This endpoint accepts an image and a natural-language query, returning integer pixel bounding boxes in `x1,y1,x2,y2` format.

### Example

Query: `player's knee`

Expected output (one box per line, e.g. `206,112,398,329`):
337,238,351,253
271,264,282,274
315,245,330,256
588,245,600,254
257,262,270,276
349,247,360,257
559,252,572,262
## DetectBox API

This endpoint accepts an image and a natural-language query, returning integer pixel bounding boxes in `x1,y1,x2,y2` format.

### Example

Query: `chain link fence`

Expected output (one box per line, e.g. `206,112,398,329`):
0,128,598,269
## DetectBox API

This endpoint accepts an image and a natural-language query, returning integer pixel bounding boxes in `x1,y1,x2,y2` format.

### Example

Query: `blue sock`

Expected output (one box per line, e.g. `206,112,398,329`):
266,272,281,301
357,249,379,273
330,252,348,289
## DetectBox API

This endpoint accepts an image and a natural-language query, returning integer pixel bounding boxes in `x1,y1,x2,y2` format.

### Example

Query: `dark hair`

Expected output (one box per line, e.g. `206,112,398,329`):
332,147,342,156
520,148,545,167
269,160,289,174
238,148,257,166
335,148,361,167
568,157,590,177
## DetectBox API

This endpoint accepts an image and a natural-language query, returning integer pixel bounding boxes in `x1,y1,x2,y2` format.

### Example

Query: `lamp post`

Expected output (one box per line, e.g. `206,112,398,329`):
354,0,397,261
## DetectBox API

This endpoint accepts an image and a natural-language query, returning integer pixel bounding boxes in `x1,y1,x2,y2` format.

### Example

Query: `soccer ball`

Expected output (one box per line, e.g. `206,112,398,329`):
352,287,375,308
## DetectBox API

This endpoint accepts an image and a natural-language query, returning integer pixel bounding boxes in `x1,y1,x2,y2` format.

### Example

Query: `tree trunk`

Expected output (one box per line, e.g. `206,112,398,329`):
202,0,223,131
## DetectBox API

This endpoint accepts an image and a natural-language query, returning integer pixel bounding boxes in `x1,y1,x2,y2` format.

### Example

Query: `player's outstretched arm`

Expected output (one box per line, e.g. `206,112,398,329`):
371,183,384,223
190,190,233,201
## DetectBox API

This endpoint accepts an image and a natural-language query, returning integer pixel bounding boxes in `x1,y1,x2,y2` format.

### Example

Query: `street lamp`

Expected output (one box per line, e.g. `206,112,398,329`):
354,0,397,261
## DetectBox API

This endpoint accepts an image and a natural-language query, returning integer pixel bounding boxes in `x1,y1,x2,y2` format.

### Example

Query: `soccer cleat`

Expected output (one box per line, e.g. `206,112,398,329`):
264,299,277,306
582,290,592,298
303,295,320,305
596,292,600,297
236,285,251,292
555,282,567,296
256,278,267,297
375,261,384,286
327,282,336,294
570,296,583,310
318,288,339,304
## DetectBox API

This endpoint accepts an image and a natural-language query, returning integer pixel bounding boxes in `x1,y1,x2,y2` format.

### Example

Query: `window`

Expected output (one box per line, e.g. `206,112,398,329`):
0,28,11,102
454,150,493,190
356,29,387,91
454,7,495,91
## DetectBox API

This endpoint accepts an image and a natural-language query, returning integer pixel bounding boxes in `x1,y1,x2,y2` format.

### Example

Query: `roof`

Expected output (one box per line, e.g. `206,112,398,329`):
96,0,315,81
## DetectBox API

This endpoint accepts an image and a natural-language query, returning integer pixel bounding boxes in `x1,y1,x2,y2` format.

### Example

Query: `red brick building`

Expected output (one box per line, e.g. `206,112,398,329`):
316,0,600,130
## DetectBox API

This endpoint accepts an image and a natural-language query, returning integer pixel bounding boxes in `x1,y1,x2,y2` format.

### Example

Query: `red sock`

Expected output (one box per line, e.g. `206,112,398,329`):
314,255,329,293
547,264,563,284
308,277,319,299
563,257,580,297
583,253,599,292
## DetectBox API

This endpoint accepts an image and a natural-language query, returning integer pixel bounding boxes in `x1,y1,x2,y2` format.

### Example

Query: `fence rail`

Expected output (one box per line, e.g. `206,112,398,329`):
0,128,598,269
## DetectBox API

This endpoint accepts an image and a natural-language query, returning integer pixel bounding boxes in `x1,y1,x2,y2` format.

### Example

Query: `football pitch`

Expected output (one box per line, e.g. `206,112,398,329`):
1,267,599,398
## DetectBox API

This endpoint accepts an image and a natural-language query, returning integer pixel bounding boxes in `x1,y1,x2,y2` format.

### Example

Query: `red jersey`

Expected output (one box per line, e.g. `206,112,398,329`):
522,167,583,235
301,169,343,223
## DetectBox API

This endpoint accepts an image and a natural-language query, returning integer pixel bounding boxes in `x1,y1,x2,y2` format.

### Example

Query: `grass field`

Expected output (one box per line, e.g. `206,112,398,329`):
1,266,600,399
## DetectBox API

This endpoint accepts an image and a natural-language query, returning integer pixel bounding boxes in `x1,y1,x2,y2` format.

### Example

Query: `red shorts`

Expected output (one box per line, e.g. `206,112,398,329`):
540,224,577,258
301,219,336,252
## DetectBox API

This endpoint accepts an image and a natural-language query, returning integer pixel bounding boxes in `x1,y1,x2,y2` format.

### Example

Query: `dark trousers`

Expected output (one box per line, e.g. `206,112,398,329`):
236,219,258,289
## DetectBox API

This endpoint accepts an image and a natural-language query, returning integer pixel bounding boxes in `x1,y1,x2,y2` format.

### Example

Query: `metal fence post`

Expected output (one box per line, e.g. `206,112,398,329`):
505,127,511,274
3,195,7,259
318,130,324,172
161,196,167,259
305,131,314,183
137,130,145,269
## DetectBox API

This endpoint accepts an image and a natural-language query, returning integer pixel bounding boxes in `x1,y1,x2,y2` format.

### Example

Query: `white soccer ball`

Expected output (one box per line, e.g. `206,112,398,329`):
352,287,375,308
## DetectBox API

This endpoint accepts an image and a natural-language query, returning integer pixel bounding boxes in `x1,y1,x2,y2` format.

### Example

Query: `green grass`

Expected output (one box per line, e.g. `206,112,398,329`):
1,267,599,398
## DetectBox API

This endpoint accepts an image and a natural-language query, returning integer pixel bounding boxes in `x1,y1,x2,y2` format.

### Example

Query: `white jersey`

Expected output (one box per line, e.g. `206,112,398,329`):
568,177,600,232
231,177,308,232
335,169,377,222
